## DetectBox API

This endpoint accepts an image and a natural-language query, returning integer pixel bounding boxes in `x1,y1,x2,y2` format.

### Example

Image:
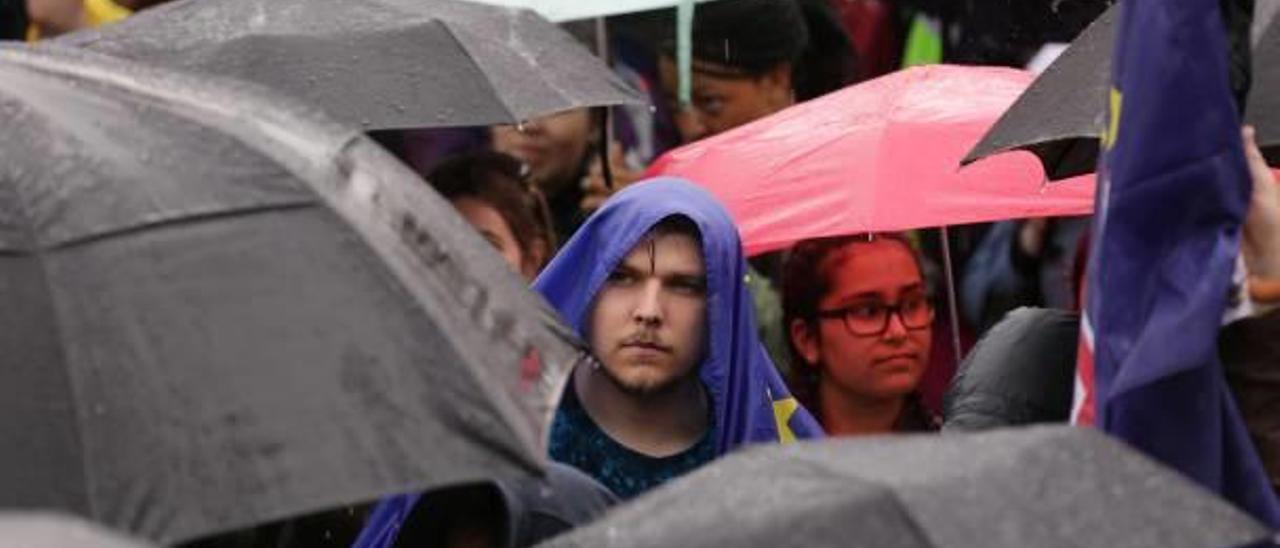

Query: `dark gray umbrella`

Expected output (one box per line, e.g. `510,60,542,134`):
52,0,644,130
1245,0,1280,160
541,426,1272,548
0,43,584,544
943,307,1080,432
964,2,1280,178
0,513,156,548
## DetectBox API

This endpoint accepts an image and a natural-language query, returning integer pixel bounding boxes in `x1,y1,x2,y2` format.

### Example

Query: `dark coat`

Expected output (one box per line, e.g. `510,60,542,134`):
943,306,1280,498
1221,308,1280,494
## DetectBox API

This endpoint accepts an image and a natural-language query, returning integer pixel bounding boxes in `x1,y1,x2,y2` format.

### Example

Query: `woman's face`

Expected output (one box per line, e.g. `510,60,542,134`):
450,197,535,282
792,240,932,401
491,109,593,197
658,56,794,144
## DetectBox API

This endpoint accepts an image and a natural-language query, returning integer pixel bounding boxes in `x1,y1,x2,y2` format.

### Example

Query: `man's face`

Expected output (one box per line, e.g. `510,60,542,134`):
658,56,793,144
491,108,593,197
588,231,708,396
798,240,932,400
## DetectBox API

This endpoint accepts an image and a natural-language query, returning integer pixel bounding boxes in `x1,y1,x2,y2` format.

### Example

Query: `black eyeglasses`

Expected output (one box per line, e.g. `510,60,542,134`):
816,295,934,337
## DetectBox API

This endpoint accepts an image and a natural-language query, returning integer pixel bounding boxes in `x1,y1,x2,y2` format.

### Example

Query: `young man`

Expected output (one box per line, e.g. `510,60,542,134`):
534,178,822,499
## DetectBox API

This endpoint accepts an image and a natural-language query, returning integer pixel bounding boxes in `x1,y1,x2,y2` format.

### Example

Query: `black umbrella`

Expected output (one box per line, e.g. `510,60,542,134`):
943,307,1080,431
541,426,1272,548
1245,0,1280,159
52,0,644,130
964,2,1280,178
0,44,584,544
0,513,156,548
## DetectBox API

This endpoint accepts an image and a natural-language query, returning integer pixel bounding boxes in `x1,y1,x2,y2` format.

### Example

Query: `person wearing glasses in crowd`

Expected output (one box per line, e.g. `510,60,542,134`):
782,233,939,435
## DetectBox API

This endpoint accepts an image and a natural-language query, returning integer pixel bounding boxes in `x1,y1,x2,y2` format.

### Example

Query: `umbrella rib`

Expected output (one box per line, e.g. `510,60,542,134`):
801,457,942,547
43,201,316,251
6,192,101,520
434,19,521,124
877,487,944,548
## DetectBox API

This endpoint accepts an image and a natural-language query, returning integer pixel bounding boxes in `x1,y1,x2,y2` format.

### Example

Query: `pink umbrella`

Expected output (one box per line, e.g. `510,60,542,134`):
646,64,1096,257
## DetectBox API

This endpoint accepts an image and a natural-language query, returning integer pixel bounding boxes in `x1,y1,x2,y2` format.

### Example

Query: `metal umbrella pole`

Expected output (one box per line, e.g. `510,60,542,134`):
939,226,965,363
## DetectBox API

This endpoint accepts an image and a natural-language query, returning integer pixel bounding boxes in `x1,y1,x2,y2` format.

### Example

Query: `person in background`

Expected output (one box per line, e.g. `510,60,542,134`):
655,0,856,144
783,233,938,435
426,151,557,281
352,462,617,548
490,109,605,243
960,216,1090,334
23,0,171,40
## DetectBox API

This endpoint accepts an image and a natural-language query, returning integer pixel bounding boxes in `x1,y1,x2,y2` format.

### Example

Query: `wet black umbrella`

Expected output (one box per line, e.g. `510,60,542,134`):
943,307,1080,431
0,513,156,548
52,0,644,130
0,44,584,544
541,426,1272,548
964,2,1280,178
1245,0,1280,160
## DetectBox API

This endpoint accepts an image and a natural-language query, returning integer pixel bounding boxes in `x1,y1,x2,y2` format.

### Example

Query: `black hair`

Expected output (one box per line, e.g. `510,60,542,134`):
663,0,856,100
649,214,702,241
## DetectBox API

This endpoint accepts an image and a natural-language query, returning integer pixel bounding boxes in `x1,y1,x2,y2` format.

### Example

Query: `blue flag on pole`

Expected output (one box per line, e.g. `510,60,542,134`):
1075,0,1280,526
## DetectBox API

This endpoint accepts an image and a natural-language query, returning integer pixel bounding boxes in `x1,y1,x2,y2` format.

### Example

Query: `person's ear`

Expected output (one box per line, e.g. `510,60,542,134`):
789,317,821,366
761,62,795,108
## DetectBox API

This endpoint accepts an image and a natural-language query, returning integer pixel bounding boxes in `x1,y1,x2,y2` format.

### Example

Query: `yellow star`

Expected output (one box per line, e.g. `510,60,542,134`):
772,398,800,444
1102,87,1123,151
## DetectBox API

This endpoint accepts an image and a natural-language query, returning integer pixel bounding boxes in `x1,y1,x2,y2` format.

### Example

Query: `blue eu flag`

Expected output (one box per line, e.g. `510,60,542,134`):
1079,0,1280,526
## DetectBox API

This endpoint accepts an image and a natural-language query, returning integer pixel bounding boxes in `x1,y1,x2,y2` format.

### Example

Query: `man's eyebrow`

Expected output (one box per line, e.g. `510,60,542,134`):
666,272,707,283
611,262,643,275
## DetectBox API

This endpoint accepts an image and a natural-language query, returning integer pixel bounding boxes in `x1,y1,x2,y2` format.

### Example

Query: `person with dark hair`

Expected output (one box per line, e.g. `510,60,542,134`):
490,109,606,243
534,179,822,500
656,0,857,144
427,151,557,282
782,233,938,435
351,462,617,548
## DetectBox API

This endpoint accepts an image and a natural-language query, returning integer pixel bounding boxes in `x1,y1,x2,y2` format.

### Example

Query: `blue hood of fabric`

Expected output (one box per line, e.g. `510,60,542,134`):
353,179,822,548
533,178,822,453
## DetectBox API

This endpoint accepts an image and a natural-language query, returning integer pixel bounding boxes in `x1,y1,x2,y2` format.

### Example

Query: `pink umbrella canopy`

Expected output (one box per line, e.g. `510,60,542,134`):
646,64,1096,256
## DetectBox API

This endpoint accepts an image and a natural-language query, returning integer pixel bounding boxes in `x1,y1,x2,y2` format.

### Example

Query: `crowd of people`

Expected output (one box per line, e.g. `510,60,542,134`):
6,0,1280,546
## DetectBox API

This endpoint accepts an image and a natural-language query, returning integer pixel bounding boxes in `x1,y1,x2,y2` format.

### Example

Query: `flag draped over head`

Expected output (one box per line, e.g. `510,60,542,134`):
533,177,823,453
1072,0,1280,526
351,179,823,548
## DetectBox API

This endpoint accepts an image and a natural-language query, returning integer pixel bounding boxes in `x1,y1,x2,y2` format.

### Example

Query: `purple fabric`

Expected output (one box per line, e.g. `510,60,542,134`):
1084,0,1280,526
532,178,823,454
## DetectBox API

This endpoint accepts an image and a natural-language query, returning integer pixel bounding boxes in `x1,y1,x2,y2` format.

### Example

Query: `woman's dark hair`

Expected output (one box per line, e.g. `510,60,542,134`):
667,0,856,100
780,232,924,412
427,151,558,273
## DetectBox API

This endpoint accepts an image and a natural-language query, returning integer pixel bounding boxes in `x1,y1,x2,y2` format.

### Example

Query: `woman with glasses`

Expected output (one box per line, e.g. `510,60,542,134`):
782,233,939,435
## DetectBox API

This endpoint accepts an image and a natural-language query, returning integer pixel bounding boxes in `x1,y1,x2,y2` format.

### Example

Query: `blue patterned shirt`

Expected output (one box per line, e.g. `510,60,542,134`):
548,385,715,500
